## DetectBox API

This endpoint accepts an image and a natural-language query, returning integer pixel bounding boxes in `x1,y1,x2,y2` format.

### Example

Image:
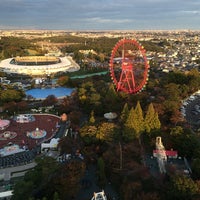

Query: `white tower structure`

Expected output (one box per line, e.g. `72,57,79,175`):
155,136,167,174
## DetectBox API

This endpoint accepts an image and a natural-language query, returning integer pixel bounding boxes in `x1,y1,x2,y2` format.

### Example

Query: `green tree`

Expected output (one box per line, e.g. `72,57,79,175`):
163,83,180,101
104,83,120,111
12,181,34,200
192,158,200,179
97,157,106,187
165,71,188,85
53,192,60,200
77,81,103,114
124,107,141,140
188,76,200,94
163,99,180,114
179,84,190,98
120,103,129,124
144,103,161,133
170,126,184,136
135,101,144,132
0,89,23,103
153,112,161,130
171,131,200,159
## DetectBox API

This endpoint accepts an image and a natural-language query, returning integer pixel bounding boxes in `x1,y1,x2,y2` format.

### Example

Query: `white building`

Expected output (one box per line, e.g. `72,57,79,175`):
0,56,80,76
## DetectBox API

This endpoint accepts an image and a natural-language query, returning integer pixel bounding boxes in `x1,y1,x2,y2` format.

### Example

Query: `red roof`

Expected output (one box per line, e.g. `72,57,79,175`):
153,150,178,157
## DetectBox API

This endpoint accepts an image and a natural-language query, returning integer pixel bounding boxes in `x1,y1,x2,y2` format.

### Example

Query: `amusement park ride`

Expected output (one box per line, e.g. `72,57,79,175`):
109,38,150,94
91,190,107,200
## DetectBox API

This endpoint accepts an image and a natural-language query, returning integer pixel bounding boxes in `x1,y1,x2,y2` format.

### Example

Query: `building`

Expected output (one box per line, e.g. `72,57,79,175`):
0,56,80,76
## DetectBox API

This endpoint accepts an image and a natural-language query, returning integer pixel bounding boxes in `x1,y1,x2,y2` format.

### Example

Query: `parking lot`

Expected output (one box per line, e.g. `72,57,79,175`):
182,93,200,130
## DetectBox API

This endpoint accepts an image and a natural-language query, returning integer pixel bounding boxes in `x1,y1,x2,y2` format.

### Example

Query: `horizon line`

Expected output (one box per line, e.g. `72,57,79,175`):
0,28,200,32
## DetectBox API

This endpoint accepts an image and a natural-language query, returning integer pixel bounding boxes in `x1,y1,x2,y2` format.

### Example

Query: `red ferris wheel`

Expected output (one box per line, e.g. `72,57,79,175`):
109,38,150,94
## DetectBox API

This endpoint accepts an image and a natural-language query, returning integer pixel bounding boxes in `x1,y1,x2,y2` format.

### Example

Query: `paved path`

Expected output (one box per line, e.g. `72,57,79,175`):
76,164,119,200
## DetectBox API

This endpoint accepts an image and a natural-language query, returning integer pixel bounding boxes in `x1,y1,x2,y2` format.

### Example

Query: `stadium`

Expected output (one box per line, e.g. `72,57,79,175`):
0,56,80,76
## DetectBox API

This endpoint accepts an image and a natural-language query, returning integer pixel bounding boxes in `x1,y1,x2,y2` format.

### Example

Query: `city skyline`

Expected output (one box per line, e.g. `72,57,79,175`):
0,0,199,31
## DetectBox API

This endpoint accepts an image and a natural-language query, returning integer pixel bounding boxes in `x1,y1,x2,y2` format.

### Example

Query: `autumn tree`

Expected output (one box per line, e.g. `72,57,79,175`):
89,110,95,124
42,95,58,107
3,101,17,115
79,125,98,144
58,136,82,155
16,101,28,112
69,110,82,129
54,160,86,200
12,157,59,200
96,122,120,142
135,192,160,200
166,175,200,200
120,179,142,200
57,75,72,87
78,87,87,104
57,97,72,114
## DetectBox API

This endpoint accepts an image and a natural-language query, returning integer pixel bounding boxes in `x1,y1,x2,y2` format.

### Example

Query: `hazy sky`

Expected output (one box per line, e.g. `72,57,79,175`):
0,0,199,30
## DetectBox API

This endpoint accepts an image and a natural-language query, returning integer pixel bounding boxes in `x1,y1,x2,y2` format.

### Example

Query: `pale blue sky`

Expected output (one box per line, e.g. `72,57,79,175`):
0,0,199,30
